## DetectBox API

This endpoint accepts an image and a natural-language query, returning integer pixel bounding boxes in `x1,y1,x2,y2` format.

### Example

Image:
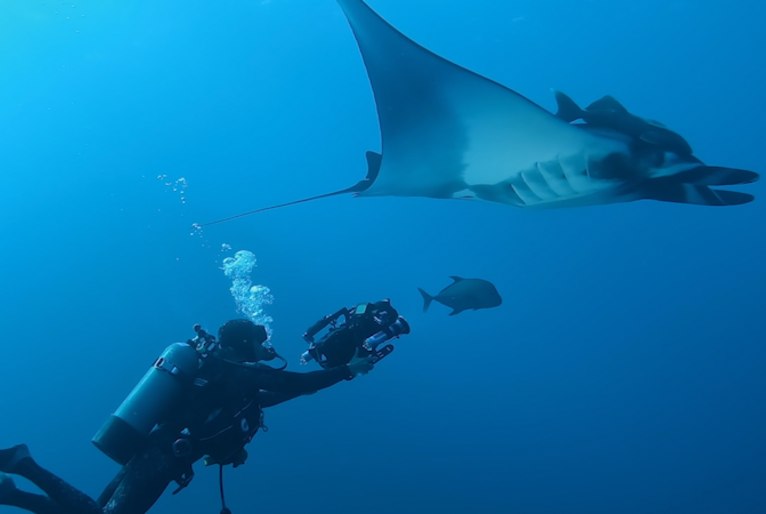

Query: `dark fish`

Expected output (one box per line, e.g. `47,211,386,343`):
418,276,502,316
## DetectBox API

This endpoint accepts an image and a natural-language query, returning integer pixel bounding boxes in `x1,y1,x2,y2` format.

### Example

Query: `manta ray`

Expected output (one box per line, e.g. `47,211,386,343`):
205,0,758,225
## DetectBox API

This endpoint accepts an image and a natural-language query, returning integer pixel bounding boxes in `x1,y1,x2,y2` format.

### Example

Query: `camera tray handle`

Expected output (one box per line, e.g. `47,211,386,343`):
370,344,394,364
303,307,351,343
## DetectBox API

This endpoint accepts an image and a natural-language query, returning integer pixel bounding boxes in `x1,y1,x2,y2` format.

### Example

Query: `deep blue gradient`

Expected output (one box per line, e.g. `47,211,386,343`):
1,1,764,513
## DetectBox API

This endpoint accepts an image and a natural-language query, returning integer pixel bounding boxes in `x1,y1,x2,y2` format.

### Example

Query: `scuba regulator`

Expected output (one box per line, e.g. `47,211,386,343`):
300,299,410,368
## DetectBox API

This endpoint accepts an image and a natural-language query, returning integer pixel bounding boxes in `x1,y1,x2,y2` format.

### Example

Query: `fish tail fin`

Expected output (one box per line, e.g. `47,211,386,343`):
553,90,584,122
417,288,434,312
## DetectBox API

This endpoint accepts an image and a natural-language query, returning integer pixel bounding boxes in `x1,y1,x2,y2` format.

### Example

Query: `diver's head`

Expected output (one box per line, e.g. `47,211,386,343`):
217,319,275,362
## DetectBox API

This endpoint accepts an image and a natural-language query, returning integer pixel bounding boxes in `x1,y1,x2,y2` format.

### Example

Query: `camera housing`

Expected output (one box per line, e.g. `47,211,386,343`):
301,300,409,368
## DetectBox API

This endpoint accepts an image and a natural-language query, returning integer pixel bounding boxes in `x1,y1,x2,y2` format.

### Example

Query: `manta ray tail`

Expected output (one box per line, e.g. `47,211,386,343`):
417,288,434,312
200,151,383,226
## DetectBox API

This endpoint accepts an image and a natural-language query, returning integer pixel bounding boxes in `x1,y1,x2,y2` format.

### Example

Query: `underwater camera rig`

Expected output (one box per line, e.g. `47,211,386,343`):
300,299,410,368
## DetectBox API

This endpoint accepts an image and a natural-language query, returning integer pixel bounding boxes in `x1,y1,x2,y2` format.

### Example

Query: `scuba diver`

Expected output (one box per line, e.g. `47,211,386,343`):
0,301,409,514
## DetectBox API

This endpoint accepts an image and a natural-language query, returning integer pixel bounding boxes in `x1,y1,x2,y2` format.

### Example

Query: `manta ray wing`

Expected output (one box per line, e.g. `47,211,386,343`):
338,0,631,207
338,0,757,209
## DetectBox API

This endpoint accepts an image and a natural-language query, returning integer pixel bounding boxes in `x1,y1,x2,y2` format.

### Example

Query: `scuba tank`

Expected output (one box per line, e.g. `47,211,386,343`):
92,326,212,465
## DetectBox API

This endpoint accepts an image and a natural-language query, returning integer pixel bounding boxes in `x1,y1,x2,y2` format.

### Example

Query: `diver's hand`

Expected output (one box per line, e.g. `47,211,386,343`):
347,351,374,377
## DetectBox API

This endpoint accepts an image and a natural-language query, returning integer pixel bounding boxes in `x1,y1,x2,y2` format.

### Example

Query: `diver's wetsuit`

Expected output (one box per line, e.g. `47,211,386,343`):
1,361,353,514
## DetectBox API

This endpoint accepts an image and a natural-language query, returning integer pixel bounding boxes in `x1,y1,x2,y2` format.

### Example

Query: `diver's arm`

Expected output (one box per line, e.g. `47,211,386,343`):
237,364,353,395
258,390,305,408
234,353,373,396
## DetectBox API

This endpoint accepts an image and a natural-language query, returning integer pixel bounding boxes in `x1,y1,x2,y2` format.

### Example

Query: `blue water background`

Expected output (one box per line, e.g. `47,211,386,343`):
1,1,764,513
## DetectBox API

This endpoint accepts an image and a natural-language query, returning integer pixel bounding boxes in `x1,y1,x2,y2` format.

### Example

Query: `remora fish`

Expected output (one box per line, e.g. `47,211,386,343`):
418,277,502,316
553,91,693,156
